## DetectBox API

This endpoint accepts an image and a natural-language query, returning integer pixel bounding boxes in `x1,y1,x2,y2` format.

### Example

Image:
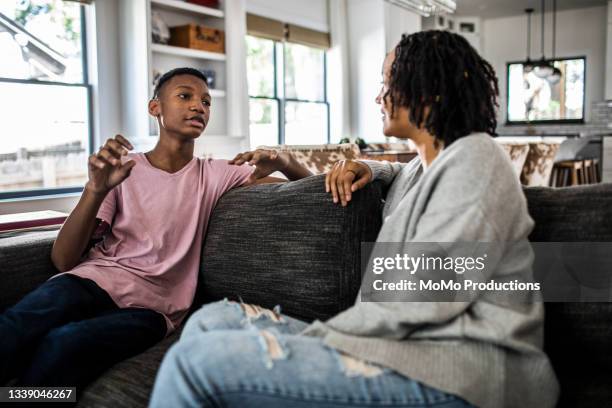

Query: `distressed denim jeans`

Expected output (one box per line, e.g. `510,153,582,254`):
150,300,473,408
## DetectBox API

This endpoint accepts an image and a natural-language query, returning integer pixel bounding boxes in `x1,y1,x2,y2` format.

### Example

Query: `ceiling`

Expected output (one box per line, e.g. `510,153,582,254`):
454,0,608,19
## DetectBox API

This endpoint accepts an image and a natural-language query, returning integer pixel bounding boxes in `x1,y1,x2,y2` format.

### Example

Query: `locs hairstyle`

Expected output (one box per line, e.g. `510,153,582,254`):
153,67,208,99
386,30,499,146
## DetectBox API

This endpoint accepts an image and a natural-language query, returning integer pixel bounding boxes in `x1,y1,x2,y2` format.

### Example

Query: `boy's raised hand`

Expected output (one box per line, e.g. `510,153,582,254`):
85,135,135,194
229,149,289,182
325,160,372,206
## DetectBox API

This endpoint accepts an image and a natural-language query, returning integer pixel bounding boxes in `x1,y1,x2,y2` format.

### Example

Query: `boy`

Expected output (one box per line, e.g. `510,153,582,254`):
0,68,310,389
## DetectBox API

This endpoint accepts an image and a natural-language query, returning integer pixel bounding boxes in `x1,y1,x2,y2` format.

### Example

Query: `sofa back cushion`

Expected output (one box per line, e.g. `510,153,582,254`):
197,174,383,322
524,184,612,406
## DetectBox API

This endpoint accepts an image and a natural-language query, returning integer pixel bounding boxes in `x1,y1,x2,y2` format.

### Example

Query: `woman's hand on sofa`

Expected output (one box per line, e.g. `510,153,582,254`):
325,160,372,206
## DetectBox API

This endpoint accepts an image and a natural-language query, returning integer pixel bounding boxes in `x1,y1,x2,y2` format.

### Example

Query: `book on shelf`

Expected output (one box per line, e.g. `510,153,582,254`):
0,210,68,233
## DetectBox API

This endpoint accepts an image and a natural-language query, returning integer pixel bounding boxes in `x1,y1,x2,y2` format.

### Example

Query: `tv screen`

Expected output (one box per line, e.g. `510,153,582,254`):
506,57,585,124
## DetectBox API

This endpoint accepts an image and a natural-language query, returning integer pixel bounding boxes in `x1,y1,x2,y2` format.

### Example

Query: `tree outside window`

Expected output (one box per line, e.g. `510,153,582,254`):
0,0,90,199
246,35,329,148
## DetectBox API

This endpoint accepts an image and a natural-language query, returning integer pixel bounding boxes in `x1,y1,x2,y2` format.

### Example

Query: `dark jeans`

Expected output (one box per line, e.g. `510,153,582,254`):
0,274,166,390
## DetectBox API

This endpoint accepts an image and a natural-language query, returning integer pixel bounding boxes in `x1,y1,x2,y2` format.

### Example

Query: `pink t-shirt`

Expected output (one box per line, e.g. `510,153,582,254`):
64,153,253,334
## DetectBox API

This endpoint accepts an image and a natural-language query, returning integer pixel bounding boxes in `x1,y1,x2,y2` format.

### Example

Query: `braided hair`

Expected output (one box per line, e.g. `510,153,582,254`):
387,30,499,146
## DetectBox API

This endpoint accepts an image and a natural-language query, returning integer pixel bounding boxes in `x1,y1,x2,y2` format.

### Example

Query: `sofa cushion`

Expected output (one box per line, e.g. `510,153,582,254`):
197,174,383,322
0,230,58,311
525,184,612,242
524,184,612,406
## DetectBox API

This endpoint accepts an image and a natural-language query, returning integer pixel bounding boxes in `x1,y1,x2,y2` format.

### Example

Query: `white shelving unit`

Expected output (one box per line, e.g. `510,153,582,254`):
119,0,249,157
151,43,227,61
150,0,224,18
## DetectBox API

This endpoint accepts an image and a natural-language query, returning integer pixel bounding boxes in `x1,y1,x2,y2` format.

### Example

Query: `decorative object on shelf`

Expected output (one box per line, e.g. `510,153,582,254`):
187,0,220,8
338,137,367,150
199,69,216,89
354,137,367,150
170,24,225,54
151,11,170,44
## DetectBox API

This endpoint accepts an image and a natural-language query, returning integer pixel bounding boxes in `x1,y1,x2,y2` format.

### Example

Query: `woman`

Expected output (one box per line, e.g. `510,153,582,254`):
149,31,559,408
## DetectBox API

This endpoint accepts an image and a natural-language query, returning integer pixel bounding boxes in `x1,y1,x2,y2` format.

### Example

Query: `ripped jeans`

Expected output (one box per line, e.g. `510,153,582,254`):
149,300,473,408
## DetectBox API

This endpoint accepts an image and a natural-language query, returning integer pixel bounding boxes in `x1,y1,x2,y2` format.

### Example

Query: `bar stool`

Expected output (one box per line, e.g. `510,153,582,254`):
550,159,600,187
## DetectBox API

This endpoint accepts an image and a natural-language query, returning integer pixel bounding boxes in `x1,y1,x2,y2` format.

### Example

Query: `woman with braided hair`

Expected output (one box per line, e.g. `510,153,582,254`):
150,31,559,408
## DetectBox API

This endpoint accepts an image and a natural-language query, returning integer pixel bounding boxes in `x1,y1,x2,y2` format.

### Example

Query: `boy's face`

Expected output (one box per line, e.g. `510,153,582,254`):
149,74,211,139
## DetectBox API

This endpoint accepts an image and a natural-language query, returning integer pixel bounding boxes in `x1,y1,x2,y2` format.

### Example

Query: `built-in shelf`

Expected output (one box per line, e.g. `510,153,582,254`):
150,0,224,18
151,43,226,61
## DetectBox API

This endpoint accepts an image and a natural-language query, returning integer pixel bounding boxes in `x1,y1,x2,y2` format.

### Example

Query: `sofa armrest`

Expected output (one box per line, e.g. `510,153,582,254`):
0,230,58,311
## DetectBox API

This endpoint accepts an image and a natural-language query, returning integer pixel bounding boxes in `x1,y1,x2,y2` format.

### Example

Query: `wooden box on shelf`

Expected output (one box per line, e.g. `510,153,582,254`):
169,24,225,53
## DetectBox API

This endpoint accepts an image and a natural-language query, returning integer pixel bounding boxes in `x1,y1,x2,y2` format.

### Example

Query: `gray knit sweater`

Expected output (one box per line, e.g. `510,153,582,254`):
303,133,559,408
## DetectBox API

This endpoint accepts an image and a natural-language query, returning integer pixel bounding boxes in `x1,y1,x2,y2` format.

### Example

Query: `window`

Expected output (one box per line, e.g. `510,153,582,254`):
0,0,91,199
247,35,329,148
506,57,585,124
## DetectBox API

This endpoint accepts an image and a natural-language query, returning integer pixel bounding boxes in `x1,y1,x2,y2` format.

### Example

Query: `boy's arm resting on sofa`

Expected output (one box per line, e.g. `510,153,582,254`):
230,149,312,185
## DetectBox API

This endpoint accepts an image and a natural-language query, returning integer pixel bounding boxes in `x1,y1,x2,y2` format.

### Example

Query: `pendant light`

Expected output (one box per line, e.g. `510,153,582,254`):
548,0,562,84
524,8,534,72
534,0,554,78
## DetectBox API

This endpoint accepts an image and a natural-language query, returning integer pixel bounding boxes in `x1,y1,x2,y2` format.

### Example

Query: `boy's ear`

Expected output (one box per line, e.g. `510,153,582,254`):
149,99,161,117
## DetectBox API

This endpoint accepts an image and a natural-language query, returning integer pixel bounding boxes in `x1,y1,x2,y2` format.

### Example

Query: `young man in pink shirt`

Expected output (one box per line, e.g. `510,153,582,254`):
0,68,310,390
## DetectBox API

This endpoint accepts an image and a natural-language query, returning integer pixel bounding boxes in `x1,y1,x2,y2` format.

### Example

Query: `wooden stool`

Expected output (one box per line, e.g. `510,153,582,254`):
550,160,585,187
583,159,601,183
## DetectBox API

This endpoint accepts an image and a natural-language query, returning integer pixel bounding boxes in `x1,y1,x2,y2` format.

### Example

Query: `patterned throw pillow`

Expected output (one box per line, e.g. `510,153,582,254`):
521,143,560,187
257,143,361,175
497,142,530,178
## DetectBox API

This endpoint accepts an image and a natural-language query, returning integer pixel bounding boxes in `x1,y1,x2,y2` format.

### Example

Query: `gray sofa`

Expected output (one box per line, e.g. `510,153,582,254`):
0,174,610,407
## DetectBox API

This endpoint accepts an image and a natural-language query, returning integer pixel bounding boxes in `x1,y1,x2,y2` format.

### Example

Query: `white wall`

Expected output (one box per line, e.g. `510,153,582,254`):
606,1,612,100
384,1,422,50
347,0,421,142
347,0,385,143
482,5,608,125
246,0,329,32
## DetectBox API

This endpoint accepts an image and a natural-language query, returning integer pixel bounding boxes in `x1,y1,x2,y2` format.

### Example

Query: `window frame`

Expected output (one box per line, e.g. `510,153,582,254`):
0,5,93,200
505,55,587,126
248,36,330,145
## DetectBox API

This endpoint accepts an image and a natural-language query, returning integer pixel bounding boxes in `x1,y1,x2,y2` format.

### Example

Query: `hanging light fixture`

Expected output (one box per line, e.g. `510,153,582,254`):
548,0,562,84
534,0,554,78
524,8,535,72
384,0,456,17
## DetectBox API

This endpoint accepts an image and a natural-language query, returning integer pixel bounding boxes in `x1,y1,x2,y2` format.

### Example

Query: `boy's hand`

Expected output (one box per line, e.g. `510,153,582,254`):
325,160,372,206
85,135,135,195
229,149,289,182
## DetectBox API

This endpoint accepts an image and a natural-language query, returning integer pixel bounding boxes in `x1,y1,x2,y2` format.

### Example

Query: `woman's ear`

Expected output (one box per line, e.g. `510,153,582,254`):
148,98,161,117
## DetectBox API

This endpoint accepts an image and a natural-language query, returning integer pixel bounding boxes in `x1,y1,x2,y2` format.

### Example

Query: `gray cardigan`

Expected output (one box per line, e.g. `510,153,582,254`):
303,133,559,408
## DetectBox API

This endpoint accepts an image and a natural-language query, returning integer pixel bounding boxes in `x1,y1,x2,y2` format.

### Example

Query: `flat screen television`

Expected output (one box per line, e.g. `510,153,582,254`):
506,57,585,124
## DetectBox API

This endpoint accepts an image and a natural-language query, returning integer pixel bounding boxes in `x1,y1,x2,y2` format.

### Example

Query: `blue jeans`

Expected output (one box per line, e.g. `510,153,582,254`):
0,274,166,389
150,300,473,408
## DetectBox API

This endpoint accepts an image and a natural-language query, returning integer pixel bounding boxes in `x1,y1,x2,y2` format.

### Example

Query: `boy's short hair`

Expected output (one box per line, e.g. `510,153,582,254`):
153,67,208,99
